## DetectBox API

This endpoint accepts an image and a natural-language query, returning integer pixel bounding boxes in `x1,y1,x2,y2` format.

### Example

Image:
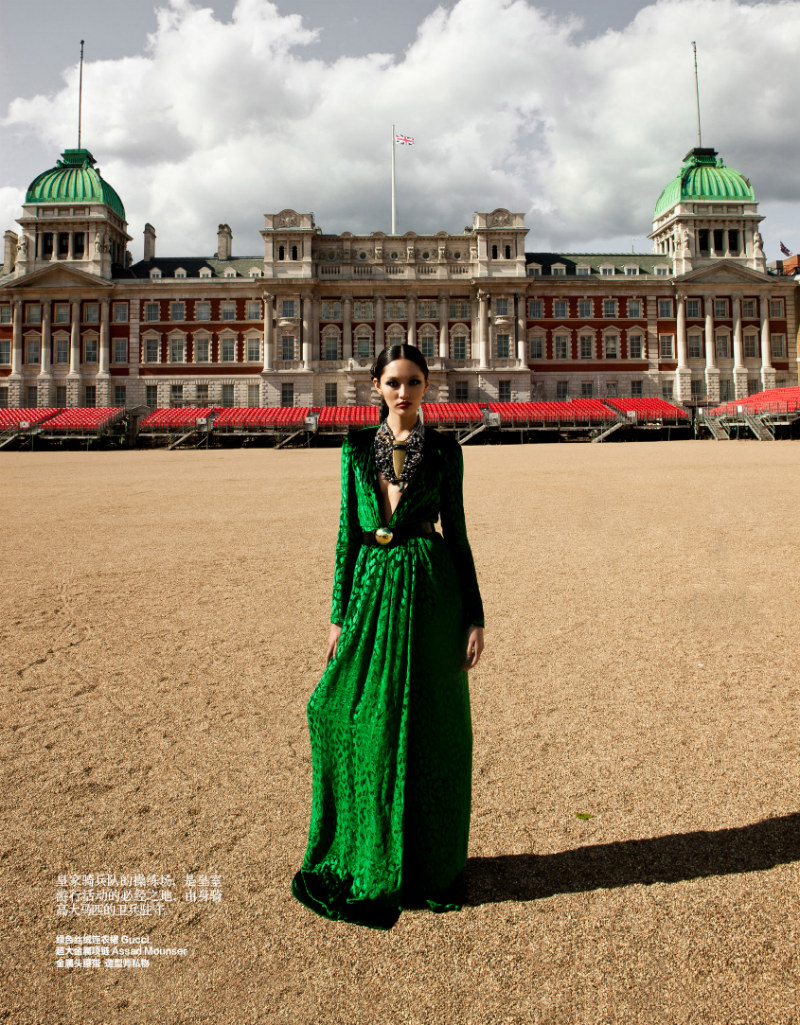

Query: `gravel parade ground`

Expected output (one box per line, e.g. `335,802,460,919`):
2,440,799,1025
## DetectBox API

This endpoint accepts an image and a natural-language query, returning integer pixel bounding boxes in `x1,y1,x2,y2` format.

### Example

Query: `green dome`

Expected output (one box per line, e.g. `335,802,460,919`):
25,148,125,219
654,147,755,218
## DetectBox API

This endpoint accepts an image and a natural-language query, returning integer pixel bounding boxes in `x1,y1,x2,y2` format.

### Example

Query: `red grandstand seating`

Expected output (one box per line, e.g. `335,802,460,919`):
139,407,214,429
318,405,380,427
421,402,482,423
43,408,124,432
488,401,616,424
213,407,310,427
0,407,63,428
710,386,800,416
605,397,689,420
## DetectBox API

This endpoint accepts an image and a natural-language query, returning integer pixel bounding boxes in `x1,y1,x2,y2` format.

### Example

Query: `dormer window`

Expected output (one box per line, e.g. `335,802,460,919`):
551,264,566,276
199,267,212,278
150,267,162,279
576,264,590,276
600,265,614,276
224,268,237,278
175,267,187,279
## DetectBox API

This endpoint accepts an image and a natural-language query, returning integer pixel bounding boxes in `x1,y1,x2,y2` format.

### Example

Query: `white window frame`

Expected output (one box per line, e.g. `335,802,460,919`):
220,334,237,362
528,334,544,360
168,333,186,363
193,333,211,363
143,334,160,363
770,333,786,358
112,337,129,364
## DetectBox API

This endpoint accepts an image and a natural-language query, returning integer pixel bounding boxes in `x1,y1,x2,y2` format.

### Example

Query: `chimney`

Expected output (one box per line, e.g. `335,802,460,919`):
4,230,18,273
143,223,157,262
217,223,233,260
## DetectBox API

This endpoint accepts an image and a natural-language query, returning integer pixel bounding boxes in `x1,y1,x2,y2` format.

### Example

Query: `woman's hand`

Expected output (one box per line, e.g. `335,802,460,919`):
326,623,342,664
463,625,484,671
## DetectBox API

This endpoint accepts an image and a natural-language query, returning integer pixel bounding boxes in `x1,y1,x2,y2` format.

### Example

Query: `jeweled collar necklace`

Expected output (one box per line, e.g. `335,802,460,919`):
374,418,425,491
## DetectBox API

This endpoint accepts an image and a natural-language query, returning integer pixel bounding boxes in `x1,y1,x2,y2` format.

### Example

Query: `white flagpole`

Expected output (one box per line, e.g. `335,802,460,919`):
391,123,396,235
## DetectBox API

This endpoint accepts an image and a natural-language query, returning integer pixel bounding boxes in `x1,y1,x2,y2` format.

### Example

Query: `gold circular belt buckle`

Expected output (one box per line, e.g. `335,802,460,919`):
374,527,393,545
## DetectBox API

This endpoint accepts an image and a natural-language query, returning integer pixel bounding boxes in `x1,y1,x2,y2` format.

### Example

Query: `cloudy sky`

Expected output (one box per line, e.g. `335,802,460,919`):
1,0,799,262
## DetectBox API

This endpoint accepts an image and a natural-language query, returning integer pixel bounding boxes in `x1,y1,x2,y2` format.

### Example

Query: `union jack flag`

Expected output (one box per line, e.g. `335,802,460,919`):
395,133,415,146
780,241,792,256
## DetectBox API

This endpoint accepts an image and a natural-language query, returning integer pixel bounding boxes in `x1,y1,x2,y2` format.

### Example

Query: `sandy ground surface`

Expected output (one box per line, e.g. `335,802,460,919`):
1,438,799,1025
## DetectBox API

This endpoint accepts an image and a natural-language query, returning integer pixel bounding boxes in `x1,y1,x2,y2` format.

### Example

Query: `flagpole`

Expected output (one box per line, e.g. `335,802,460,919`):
78,39,85,149
391,123,396,235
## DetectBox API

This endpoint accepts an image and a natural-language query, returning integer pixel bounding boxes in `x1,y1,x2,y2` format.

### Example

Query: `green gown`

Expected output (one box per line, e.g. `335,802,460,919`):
292,424,484,929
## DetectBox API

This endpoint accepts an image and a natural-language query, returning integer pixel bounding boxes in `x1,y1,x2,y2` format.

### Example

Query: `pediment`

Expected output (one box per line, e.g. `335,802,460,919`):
675,260,769,285
0,263,113,291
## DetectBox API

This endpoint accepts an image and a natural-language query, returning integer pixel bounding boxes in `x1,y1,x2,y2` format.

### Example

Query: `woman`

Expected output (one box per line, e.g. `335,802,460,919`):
292,343,485,929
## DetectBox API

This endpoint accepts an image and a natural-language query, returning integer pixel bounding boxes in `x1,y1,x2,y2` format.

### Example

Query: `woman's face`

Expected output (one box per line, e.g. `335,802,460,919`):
373,358,429,417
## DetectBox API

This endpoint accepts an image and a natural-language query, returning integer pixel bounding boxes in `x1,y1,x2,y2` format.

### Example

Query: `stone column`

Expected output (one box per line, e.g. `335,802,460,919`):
301,293,312,370
38,300,53,406
675,291,691,401
68,300,81,407
8,301,22,407
262,293,274,371
477,290,489,369
438,294,448,359
703,295,719,404
407,295,416,347
732,292,747,399
375,295,385,352
97,298,111,406
759,293,776,391
11,301,22,375
311,296,320,361
342,295,353,360
515,292,526,366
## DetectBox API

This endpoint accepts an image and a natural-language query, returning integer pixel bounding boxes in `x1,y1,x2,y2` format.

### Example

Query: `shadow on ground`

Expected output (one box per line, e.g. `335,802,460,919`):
466,812,800,904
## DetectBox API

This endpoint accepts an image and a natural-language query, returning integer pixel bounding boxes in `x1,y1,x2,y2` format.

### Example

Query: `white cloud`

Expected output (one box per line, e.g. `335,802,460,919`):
3,0,800,259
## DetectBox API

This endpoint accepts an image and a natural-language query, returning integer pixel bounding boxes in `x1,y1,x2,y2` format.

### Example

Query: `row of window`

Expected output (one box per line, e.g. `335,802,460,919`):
3,295,786,329
525,297,786,320
4,331,787,368
529,265,671,277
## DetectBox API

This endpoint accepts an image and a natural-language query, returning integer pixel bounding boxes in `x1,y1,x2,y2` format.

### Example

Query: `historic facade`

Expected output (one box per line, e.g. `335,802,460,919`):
0,145,797,410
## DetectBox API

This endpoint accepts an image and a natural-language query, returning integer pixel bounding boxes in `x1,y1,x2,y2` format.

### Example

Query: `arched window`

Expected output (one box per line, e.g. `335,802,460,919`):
491,244,498,259
322,327,340,361
386,324,405,345
355,326,374,360
291,245,298,260
278,245,285,261
418,326,436,360
450,328,469,361
504,244,511,259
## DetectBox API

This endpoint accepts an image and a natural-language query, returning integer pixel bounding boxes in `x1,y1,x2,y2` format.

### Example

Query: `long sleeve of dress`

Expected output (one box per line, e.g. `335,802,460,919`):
439,439,485,629
330,437,361,626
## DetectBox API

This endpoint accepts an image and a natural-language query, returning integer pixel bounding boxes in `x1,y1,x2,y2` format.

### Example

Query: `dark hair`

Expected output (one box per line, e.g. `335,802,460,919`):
370,344,429,420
